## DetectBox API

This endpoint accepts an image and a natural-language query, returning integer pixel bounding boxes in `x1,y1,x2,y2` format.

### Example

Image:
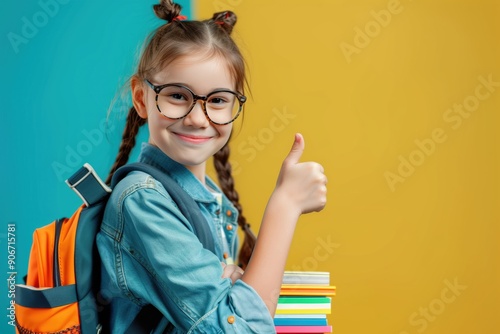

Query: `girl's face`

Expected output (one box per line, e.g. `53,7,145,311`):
135,53,236,180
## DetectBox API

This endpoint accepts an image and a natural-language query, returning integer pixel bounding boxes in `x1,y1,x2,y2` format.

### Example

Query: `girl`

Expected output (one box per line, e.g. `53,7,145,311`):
97,1,327,332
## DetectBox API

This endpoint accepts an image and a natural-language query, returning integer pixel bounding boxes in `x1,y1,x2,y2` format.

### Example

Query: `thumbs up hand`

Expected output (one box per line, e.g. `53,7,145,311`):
275,133,327,215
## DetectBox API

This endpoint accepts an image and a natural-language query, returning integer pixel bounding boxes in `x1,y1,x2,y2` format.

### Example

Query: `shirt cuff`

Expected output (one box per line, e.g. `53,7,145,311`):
224,279,276,332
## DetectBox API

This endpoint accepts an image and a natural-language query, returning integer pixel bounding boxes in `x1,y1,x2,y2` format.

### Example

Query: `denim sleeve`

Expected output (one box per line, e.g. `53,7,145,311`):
100,173,275,333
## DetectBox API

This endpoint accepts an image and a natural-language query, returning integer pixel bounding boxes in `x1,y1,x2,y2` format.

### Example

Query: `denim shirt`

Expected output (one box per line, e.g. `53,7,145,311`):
96,143,275,333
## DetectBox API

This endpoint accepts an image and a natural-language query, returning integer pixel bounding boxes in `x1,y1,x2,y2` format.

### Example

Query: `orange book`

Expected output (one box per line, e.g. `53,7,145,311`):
280,285,336,296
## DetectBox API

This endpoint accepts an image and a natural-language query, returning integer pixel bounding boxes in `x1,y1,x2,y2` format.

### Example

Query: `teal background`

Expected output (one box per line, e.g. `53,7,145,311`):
1,1,192,332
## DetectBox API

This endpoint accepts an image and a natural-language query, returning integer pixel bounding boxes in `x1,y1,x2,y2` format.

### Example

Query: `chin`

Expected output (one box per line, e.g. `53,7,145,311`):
174,155,208,167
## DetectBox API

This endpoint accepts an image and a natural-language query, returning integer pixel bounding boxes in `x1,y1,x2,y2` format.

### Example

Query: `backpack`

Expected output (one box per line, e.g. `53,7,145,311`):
15,162,215,334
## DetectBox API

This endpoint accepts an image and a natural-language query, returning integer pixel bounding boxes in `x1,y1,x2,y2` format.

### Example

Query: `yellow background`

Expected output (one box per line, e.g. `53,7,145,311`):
199,1,499,333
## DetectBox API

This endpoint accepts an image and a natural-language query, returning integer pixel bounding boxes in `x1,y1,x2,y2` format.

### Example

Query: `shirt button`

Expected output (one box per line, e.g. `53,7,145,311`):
226,210,232,217
226,224,233,231
227,315,235,324
223,252,229,259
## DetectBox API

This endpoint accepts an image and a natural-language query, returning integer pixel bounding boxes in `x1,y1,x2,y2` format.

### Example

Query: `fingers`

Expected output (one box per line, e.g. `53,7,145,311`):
221,263,244,284
318,164,327,184
283,133,305,165
229,268,244,283
301,162,328,213
317,173,328,212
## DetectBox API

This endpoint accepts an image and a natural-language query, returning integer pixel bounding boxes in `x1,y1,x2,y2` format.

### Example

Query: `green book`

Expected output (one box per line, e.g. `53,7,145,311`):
278,296,331,304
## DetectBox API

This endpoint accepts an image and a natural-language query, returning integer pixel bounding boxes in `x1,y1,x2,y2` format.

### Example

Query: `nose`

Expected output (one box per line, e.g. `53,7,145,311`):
183,100,210,127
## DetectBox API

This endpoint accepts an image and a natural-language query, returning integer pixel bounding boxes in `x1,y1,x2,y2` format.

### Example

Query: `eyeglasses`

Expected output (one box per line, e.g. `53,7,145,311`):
145,80,247,125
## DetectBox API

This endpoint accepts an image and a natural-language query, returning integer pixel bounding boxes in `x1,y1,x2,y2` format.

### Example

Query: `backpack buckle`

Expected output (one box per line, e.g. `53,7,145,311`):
66,163,111,207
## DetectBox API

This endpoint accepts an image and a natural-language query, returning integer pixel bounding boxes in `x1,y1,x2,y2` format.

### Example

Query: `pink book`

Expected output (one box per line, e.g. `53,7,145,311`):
275,325,333,333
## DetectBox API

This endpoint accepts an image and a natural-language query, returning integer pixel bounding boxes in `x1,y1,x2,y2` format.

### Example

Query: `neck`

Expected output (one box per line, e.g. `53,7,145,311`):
185,162,206,185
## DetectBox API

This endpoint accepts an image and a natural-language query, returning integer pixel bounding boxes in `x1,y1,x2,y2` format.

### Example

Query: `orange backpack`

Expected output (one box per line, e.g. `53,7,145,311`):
15,163,215,333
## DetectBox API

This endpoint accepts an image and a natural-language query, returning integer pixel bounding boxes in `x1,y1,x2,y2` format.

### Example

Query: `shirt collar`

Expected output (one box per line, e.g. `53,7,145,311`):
137,143,220,203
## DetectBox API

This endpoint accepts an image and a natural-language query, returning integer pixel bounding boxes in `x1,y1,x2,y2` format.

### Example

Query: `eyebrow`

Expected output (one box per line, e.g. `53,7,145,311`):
163,82,236,93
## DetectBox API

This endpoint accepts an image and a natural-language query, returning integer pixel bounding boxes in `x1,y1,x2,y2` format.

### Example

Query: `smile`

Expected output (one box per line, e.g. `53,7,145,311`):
174,132,213,144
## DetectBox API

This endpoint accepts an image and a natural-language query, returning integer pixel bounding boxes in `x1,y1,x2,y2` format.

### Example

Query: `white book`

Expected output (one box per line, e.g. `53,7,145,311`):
282,271,330,285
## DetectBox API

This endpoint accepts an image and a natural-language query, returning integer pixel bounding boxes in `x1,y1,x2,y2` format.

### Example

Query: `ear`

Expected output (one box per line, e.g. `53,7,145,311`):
131,76,148,119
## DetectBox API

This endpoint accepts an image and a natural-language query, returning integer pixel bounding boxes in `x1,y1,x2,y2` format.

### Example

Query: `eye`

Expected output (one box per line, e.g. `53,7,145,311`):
169,93,188,101
207,92,235,109
160,86,192,105
209,97,228,105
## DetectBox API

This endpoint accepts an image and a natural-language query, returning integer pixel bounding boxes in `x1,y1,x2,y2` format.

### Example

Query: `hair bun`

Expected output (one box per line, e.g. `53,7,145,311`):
212,11,237,34
153,0,182,22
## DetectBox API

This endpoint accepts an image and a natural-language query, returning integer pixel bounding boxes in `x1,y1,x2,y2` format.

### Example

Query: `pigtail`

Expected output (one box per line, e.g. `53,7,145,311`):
211,11,237,35
213,144,256,269
153,0,182,22
105,107,146,185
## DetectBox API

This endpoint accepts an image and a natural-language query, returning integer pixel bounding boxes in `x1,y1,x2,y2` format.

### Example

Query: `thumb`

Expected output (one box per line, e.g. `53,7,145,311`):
284,133,305,165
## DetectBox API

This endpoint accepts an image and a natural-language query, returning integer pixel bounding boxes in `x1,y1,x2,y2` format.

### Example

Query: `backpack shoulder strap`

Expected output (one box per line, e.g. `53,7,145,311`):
111,162,216,254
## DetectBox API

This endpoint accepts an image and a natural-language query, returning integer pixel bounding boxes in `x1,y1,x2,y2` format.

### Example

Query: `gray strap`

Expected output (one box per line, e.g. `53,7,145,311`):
66,163,111,206
15,284,77,308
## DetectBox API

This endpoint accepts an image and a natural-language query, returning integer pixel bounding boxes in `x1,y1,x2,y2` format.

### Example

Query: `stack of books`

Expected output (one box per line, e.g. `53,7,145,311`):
274,271,336,333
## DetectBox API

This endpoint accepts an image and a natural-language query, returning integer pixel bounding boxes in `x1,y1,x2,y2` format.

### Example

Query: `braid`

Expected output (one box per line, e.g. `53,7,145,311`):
105,107,146,185
213,144,256,269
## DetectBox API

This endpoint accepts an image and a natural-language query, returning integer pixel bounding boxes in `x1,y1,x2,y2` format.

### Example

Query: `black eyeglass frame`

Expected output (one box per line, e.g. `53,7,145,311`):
145,80,247,125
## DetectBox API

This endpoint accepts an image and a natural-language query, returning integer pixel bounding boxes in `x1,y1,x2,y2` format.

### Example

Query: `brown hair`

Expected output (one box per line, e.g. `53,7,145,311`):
106,0,255,268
